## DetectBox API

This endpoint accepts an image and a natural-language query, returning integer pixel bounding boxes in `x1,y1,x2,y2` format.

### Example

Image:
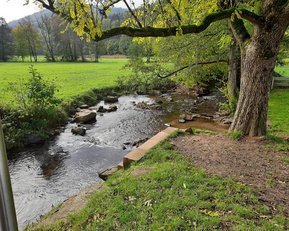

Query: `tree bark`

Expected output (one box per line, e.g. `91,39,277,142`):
227,37,241,102
230,19,288,136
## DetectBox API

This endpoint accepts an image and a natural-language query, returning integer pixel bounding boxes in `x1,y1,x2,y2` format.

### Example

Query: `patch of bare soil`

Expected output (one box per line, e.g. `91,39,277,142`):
172,134,289,215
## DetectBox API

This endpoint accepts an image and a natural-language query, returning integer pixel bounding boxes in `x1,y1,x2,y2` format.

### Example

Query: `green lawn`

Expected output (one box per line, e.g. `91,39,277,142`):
269,65,289,136
275,65,289,77
0,58,129,106
28,139,288,230
269,89,289,135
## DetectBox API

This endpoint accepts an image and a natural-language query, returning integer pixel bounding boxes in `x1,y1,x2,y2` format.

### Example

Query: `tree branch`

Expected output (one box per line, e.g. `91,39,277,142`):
91,8,261,41
228,15,251,45
157,60,228,79
166,0,182,22
123,0,143,28
237,8,264,25
35,1,263,42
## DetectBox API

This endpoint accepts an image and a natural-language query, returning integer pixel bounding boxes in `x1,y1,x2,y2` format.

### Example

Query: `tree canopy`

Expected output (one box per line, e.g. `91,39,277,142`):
33,0,289,136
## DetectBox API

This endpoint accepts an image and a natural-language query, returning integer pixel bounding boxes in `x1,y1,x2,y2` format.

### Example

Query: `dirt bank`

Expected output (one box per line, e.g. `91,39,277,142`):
173,133,289,216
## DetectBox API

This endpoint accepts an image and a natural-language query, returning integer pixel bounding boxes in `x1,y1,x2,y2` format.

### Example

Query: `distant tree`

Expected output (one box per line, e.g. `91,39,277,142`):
128,41,145,58
18,18,41,62
12,25,29,61
0,17,13,61
37,15,57,61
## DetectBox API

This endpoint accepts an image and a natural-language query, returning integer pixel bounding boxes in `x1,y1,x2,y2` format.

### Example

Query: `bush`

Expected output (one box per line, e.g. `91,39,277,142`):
116,57,175,93
2,66,67,149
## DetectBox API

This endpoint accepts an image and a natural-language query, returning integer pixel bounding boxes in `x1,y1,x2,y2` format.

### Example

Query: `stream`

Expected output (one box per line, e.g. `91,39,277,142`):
7,93,226,230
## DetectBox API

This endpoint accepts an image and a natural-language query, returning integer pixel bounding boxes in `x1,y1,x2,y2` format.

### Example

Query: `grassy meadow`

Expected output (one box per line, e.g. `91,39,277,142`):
0,58,129,107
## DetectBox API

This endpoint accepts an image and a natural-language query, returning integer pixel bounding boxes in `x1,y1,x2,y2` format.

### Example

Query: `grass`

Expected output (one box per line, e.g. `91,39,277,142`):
269,89,289,136
0,58,129,107
275,65,289,77
228,131,243,140
28,140,289,231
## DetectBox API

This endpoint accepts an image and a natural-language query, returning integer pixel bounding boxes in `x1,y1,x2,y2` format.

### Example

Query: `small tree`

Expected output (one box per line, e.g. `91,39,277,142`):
12,25,29,61
8,65,62,130
18,19,41,62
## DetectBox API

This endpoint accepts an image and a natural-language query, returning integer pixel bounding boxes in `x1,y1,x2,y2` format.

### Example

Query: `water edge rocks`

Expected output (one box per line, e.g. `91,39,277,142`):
71,127,86,136
74,109,97,124
104,96,119,103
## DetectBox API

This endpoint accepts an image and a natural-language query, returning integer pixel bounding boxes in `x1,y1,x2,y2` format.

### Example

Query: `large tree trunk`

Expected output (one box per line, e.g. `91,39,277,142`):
230,20,288,136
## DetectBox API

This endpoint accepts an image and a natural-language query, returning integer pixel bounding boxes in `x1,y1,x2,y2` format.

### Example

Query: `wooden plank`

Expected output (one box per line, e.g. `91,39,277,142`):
273,77,289,81
274,83,289,87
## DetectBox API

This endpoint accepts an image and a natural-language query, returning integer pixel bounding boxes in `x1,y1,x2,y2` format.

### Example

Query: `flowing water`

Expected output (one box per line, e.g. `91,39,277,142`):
7,93,226,230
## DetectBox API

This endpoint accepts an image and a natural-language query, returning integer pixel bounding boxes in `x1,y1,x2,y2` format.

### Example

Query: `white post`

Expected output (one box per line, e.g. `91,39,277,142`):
0,120,18,231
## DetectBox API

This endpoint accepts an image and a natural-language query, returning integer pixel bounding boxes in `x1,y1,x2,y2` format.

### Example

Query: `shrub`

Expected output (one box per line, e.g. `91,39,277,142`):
116,57,175,93
2,66,67,149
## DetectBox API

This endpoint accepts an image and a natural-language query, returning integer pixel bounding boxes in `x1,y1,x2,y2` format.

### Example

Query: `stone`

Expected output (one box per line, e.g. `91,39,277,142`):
132,138,149,147
98,167,118,181
97,106,105,112
71,127,86,136
223,118,233,124
178,119,186,123
191,113,200,119
104,96,118,103
164,123,171,127
107,106,118,112
97,105,117,113
80,104,89,109
75,109,96,124
122,138,149,149
185,115,194,121
179,114,186,119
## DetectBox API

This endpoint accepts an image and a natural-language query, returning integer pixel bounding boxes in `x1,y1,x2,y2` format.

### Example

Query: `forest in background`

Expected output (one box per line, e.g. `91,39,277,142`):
0,8,134,62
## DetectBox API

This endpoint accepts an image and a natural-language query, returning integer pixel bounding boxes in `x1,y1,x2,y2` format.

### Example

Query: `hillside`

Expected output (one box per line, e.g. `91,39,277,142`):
8,7,127,28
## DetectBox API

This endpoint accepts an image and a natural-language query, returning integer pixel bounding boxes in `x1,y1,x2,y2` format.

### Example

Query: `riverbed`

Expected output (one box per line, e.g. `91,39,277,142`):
8,93,226,230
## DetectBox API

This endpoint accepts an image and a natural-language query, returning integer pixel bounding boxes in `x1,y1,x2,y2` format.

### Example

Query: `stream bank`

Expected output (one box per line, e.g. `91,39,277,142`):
8,90,228,230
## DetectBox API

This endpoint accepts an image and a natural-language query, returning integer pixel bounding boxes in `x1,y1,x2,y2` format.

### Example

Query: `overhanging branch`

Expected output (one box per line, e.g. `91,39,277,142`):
157,60,228,79
35,1,263,42
94,9,261,41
